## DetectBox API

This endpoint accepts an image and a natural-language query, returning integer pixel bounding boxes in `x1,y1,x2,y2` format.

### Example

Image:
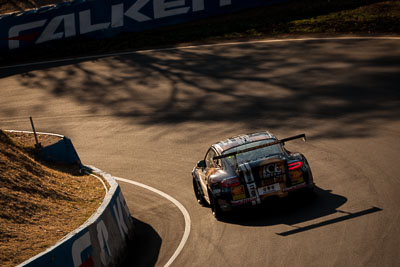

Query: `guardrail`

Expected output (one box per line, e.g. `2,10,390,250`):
0,0,290,52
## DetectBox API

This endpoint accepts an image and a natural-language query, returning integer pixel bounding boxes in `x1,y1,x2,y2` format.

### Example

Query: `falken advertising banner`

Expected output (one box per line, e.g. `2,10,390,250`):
0,0,289,52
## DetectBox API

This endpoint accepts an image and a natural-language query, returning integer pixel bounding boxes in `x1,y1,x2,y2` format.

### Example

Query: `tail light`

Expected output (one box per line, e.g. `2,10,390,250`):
288,161,302,170
221,177,241,187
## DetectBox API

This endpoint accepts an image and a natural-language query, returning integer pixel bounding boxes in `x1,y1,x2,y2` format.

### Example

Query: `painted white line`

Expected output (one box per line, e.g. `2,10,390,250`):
1,36,399,70
4,129,64,138
114,176,191,267
90,173,108,195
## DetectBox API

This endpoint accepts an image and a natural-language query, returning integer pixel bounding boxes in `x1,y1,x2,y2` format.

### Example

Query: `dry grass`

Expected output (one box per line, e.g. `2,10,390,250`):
0,130,105,267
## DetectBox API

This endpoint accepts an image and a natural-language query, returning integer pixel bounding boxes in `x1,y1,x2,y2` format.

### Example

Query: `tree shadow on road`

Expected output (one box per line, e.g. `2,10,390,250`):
1,39,399,140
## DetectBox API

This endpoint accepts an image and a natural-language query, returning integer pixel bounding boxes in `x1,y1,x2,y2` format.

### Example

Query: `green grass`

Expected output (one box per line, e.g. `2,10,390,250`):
1,0,399,65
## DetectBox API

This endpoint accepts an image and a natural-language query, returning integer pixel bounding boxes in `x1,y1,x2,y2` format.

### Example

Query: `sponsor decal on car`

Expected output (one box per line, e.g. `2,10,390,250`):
231,197,257,206
239,162,261,205
260,161,285,186
257,183,280,196
289,170,304,185
283,182,307,192
261,162,284,179
231,185,246,200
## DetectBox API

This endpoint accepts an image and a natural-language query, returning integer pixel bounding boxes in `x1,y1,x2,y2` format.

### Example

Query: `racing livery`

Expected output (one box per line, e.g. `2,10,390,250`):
192,131,314,220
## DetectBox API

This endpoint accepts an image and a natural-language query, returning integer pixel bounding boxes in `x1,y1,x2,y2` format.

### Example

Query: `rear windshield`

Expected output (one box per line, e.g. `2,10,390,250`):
222,139,283,165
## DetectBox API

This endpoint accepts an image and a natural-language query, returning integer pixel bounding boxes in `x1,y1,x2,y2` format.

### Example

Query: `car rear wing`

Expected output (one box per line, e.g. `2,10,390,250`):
213,133,306,160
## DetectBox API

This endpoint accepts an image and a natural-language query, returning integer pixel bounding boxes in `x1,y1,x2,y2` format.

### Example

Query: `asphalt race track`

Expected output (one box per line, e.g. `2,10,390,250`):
1,37,399,266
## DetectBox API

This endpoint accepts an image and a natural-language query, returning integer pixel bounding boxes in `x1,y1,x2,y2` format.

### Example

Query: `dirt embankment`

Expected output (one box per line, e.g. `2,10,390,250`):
0,130,105,267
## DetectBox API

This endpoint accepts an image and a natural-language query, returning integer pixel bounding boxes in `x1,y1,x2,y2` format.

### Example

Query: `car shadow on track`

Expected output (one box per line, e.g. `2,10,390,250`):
222,186,382,234
120,217,162,267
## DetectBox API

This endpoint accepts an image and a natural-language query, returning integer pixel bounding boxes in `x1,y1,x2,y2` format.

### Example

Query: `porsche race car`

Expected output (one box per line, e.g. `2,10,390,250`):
192,131,314,220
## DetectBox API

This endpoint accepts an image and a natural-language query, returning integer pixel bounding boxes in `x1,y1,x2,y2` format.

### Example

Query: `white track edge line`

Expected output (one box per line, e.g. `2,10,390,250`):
1,36,399,70
89,173,108,195
4,129,191,264
4,129,64,138
114,176,191,267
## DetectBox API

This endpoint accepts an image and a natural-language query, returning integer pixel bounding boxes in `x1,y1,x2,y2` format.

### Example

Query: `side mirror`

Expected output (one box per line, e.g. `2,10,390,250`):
197,160,206,168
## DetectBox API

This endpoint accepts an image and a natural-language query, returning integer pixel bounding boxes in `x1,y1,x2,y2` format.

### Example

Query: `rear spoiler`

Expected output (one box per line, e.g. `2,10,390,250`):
213,133,306,160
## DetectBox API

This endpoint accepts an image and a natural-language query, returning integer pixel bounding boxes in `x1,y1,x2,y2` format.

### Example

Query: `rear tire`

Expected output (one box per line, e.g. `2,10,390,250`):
208,191,224,221
193,178,207,206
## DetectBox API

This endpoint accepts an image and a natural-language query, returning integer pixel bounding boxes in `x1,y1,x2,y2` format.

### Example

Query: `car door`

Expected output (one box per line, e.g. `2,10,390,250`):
197,148,218,199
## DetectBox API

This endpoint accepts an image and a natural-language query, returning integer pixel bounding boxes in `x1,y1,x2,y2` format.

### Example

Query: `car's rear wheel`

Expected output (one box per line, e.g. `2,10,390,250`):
208,191,224,220
193,178,207,206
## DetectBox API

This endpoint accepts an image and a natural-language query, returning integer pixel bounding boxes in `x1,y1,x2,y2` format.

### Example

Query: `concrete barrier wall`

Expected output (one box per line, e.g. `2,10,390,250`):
0,0,290,52
19,165,134,267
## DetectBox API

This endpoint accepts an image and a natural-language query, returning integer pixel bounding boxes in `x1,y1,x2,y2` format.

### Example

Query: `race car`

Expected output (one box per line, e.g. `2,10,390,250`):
192,131,314,220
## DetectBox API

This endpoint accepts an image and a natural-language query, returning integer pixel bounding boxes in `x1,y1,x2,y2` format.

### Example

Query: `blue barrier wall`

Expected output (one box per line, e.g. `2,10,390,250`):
0,0,289,52
20,174,135,267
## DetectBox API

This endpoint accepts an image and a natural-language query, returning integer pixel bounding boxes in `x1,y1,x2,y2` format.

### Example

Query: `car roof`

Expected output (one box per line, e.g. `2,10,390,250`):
212,131,277,154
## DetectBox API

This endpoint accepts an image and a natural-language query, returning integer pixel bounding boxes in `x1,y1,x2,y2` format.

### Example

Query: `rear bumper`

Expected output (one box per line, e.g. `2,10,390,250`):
282,182,307,192
218,182,314,211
